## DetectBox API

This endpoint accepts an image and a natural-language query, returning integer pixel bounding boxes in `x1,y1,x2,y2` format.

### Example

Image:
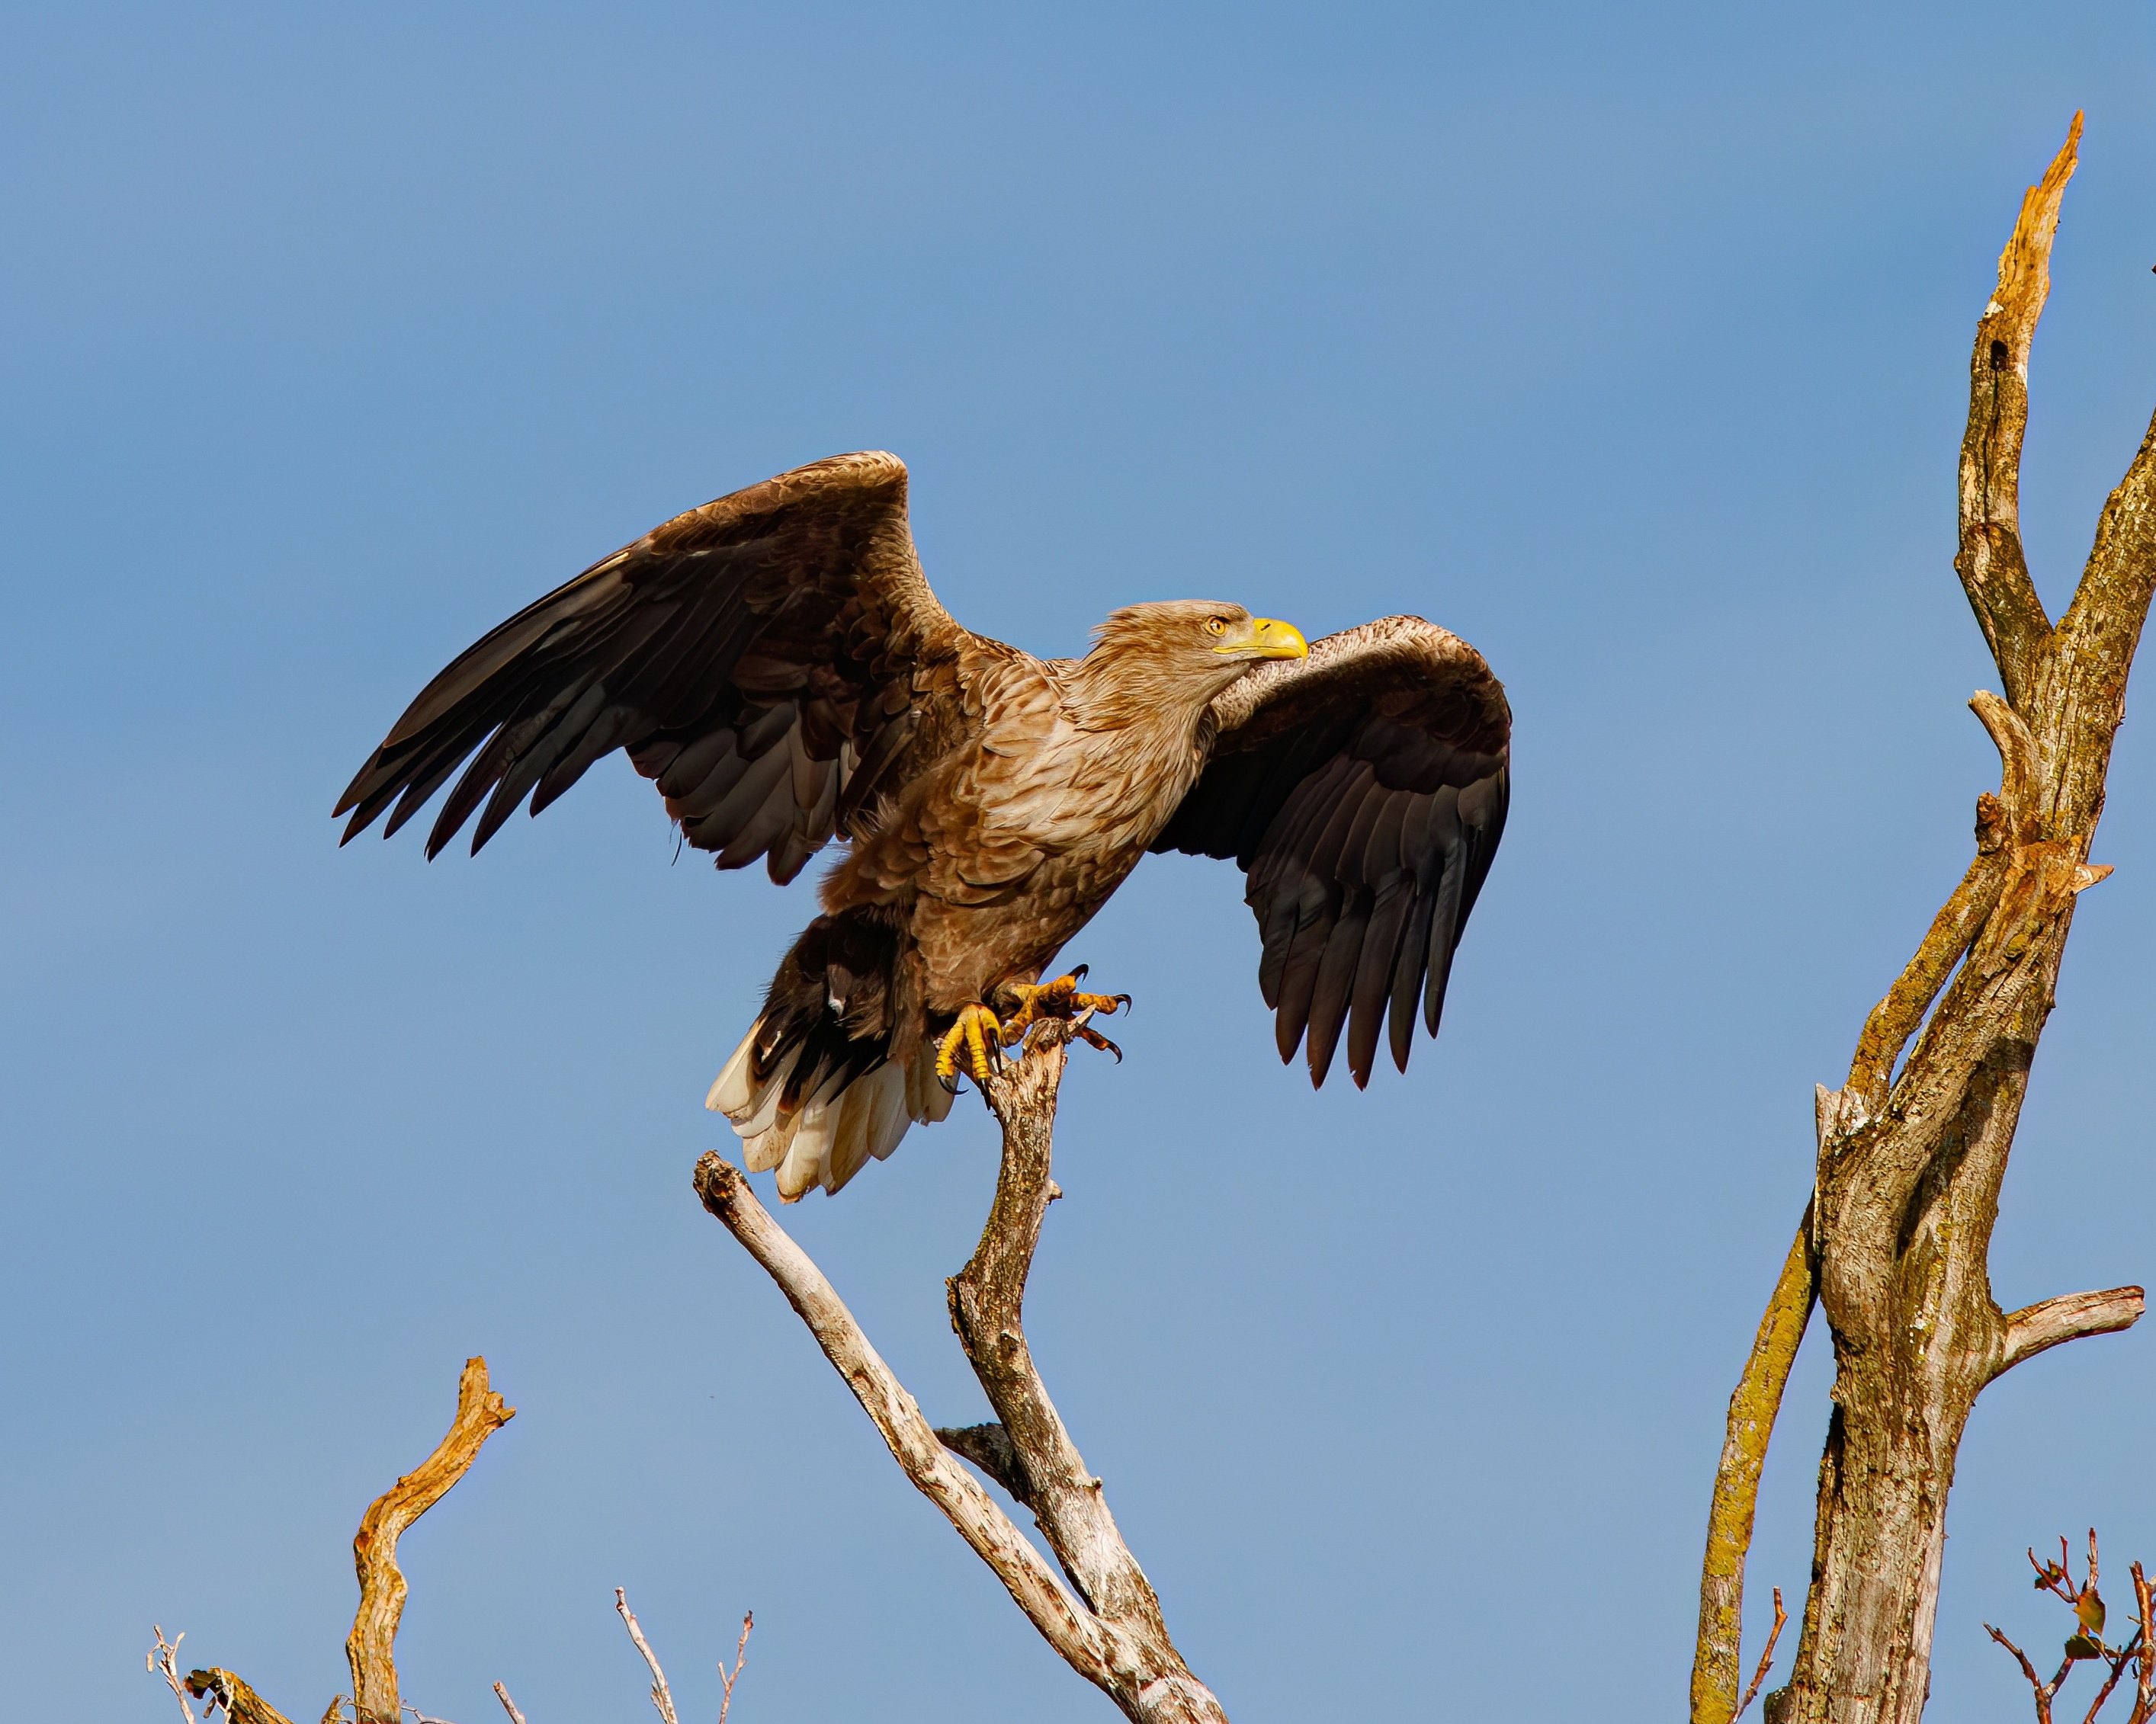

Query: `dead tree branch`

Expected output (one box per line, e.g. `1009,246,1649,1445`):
696,1016,1228,1723
614,1589,680,1724
1737,1590,1789,1720
167,1359,514,1724
1692,113,2156,1724
150,1627,201,1724
717,1613,752,1724
184,1668,300,1724
348,1358,516,1724
1693,1212,1816,1722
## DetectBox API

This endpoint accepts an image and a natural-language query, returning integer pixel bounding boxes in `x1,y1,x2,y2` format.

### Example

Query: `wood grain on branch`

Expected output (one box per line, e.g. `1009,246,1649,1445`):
1997,1287,2147,1377
347,1357,515,1724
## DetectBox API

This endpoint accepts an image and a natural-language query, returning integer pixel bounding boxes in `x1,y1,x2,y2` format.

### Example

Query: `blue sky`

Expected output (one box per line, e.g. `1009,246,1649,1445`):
5,5,2155,1720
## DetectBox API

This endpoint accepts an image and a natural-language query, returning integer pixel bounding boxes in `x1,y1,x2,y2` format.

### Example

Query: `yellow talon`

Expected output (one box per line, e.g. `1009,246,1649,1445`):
999,966,1131,1043
935,1002,1005,1087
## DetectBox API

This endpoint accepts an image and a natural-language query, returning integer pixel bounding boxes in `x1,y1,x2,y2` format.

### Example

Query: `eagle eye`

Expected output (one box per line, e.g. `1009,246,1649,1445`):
1205,617,1227,636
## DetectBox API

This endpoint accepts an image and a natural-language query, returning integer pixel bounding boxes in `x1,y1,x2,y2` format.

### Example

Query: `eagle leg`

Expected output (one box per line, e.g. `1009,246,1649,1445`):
998,966,1131,1044
934,1002,1006,1088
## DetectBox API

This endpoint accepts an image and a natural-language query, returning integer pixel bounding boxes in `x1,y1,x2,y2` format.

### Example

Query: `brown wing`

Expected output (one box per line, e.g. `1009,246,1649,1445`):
336,451,970,882
1150,616,1510,1088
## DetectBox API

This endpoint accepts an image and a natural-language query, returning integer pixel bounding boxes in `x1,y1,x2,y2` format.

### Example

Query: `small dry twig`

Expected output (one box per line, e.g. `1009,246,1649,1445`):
614,1588,680,1724
1734,1588,1787,1719
149,1627,201,1724
717,1613,753,1724
490,1684,526,1724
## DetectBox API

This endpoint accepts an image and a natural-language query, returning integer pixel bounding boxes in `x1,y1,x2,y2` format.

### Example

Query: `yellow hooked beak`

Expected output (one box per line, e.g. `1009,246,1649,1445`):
1215,616,1309,660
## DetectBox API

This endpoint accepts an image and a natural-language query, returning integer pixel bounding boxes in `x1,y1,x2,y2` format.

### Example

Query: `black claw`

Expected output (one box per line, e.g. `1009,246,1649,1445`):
1076,1027,1124,1063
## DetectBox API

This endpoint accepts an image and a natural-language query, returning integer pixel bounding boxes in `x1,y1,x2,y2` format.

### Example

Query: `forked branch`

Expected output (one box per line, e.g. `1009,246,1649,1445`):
697,1017,1227,1724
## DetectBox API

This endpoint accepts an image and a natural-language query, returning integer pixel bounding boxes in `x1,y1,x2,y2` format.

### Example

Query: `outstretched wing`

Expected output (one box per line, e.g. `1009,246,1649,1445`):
337,451,969,883
1150,616,1510,1088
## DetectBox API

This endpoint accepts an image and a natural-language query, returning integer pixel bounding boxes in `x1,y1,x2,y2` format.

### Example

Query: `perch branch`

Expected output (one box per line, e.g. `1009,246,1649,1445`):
1997,1287,2147,1377
347,1358,515,1724
614,1590,679,1724
953,1022,1176,1639
489,1686,525,1724
1691,1214,1816,1724
698,1014,1228,1722
693,1151,1112,1682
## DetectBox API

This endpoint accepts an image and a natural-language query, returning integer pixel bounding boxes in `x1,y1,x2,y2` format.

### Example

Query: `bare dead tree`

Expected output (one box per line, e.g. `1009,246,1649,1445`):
696,1012,1228,1724
1690,111,2156,1724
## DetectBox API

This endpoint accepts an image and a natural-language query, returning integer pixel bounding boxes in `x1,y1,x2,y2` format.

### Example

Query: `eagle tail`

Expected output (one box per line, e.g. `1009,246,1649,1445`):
704,913,952,1200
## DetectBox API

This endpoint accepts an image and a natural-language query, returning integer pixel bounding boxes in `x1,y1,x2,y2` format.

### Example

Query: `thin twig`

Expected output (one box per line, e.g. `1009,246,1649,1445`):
614,1588,680,1724
1988,1623,2062,1724
717,1613,753,1724
2081,1632,2142,1724
1734,1588,1788,1719
149,1627,200,1724
490,1685,525,1724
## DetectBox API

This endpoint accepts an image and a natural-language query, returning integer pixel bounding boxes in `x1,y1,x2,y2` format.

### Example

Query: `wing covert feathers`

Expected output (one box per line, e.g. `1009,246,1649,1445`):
1153,615,1510,1089
335,451,968,883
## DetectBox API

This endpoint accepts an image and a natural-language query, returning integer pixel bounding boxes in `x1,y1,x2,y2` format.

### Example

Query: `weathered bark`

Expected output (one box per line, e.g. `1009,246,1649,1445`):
347,1357,516,1724
184,1668,300,1724
697,1017,1228,1724
1692,112,2156,1724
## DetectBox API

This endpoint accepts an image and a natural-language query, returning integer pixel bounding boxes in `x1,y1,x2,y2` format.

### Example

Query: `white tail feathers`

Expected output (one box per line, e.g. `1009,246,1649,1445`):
706,1017,956,1200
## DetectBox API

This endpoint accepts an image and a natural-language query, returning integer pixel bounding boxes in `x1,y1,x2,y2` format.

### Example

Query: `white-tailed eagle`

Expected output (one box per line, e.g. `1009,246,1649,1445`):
338,453,1510,1197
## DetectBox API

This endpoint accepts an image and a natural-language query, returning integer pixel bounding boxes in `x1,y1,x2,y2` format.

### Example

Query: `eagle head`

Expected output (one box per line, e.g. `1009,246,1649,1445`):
1069,600,1309,731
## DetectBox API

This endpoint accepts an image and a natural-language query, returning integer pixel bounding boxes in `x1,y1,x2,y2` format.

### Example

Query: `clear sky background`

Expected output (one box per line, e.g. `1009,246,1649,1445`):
5,5,2156,1720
